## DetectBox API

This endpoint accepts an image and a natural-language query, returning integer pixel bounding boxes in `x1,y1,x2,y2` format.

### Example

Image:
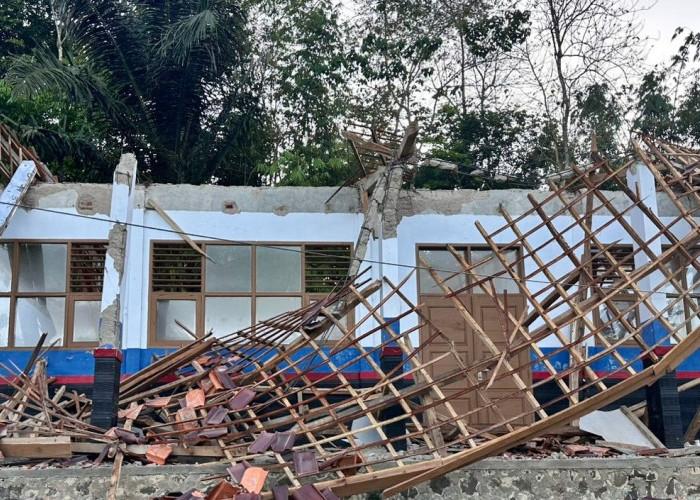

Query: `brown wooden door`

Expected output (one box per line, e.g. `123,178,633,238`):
420,293,532,430
423,295,475,416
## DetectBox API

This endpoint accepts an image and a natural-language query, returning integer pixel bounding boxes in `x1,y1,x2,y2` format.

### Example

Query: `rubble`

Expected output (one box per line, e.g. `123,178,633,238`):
0,136,700,498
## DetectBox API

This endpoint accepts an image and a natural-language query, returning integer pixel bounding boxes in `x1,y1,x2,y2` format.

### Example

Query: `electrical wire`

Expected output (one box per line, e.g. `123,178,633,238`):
0,198,694,295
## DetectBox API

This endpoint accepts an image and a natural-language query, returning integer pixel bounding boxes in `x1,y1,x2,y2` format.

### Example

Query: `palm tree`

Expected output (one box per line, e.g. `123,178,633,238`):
4,0,268,184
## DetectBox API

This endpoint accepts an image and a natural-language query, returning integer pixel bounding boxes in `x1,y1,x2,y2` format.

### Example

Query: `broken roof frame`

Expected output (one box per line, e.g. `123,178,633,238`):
1,136,700,498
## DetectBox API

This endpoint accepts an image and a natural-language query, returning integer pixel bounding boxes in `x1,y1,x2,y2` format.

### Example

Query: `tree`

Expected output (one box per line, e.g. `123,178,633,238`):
347,0,438,132
418,105,557,189
633,70,677,140
4,0,269,184
522,0,645,170
248,0,352,185
572,83,624,160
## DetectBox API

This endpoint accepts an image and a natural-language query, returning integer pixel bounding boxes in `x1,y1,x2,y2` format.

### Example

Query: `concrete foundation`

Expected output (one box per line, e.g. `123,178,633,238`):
1,457,700,499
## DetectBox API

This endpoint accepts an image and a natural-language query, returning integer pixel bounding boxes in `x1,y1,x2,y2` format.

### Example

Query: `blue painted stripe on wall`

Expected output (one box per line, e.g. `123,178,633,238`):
4,345,700,379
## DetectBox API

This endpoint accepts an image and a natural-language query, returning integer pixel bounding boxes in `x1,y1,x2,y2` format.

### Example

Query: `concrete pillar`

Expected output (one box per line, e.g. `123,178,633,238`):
627,160,682,447
92,154,137,429
626,161,666,335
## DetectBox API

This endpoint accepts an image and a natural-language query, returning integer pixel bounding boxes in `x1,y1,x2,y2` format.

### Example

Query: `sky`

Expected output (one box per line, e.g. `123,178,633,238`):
639,0,700,66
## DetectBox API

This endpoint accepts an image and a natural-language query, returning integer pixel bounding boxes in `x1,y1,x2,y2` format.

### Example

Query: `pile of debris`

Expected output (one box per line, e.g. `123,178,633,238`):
2,137,700,499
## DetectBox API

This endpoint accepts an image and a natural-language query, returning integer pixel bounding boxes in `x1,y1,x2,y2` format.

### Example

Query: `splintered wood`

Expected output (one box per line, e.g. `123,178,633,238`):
1,137,700,499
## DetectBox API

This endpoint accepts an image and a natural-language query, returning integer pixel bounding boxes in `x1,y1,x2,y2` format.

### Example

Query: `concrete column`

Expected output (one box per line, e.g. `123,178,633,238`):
627,160,682,447
98,154,138,349
92,154,137,429
626,161,666,337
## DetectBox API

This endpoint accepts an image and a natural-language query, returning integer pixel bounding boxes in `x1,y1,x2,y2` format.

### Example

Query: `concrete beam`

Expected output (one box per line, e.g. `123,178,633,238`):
0,161,36,236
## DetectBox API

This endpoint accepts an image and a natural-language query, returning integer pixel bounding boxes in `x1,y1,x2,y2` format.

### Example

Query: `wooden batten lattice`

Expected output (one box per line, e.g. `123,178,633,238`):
2,137,700,499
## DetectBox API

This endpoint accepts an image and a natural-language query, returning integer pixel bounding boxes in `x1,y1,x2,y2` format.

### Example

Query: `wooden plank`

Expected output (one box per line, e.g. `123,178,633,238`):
147,199,212,262
0,436,71,458
72,442,226,458
619,406,664,449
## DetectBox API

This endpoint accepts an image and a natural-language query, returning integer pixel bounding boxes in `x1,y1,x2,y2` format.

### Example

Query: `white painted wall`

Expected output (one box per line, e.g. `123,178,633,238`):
1,184,697,351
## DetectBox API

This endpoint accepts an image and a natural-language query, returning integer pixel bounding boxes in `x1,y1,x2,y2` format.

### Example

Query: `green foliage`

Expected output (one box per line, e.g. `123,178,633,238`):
251,0,352,185
677,77,700,146
0,1,53,75
419,105,557,190
573,83,623,160
256,140,353,187
461,9,530,58
633,70,678,140
3,0,269,185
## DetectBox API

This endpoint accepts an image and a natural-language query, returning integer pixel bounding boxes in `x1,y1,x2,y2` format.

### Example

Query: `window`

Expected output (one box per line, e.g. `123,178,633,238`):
0,241,106,348
663,248,700,339
149,242,352,346
590,245,638,345
418,246,520,295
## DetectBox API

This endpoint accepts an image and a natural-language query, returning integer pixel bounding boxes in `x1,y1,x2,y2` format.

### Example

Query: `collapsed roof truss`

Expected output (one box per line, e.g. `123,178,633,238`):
1,138,700,498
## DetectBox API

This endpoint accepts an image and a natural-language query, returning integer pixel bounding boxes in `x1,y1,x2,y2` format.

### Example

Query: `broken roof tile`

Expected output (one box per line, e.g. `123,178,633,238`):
272,485,289,500
146,444,173,465
292,451,319,476
175,408,199,431
185,389,206,409
227,461,251,483
240,467,268,494
203,406,228,426
205,480,241,500
271,432,295,453
248,432,275,454
228,388,255,410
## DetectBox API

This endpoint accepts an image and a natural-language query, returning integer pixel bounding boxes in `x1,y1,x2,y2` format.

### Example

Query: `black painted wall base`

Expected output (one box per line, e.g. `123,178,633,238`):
91,349,123,430
380,349,407,451
643,357,684,448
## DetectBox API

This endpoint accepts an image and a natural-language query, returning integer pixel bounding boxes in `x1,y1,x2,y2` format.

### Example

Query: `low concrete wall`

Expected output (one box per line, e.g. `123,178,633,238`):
1,456,699,499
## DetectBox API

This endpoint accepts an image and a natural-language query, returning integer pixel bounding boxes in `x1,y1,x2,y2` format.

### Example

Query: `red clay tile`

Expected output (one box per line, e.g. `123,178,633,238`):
240,467,268,494
146,444,173,465
205,480,241,500
186,389,206,408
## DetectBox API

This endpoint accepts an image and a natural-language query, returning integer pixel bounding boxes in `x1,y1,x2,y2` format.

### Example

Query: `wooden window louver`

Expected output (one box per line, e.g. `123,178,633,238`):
152,243,202,293
70,243,107,293
591,246,635,286
305,245,351,293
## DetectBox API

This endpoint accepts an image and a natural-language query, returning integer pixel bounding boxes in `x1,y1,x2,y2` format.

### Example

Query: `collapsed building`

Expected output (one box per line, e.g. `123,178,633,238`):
0,123,700,498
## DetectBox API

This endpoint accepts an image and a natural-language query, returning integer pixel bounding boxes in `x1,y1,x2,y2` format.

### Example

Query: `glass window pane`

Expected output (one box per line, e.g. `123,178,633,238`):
664,296,687,339
0,298,9,346
418,249,466,293
0,244,12,293
15,297,65,347
205,297,251,337
205,245,251,292
599,300,637,343
73,300,101,342
470,249,519,294
18,244,67,292
156,299,196,341
256,297,302,322
256,246,301,292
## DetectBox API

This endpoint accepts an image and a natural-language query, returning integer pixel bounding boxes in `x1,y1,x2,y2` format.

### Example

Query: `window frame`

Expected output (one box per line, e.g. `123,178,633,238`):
148,240,353,347
0,240,106,349
416,244,523,297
